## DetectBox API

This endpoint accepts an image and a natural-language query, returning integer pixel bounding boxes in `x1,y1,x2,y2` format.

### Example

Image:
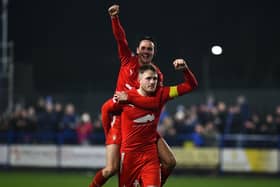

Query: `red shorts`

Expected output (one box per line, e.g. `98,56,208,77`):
105,115,122,145
119,149,160,187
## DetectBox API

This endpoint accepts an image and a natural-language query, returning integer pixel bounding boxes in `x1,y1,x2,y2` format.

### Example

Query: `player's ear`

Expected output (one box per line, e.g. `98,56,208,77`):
136,47,140,54
138,73,142,82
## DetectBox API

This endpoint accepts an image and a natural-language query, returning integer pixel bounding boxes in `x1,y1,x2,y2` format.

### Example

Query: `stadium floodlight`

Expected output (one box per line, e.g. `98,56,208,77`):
211,45,223,55
203,44,223,94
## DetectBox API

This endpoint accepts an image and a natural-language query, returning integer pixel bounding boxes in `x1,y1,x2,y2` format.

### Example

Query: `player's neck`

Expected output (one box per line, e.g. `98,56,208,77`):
137,89,150,97
138,59,152,66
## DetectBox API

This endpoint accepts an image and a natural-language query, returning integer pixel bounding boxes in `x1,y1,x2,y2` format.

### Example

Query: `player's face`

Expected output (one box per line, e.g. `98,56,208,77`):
137,40,155,64
139,70,158,95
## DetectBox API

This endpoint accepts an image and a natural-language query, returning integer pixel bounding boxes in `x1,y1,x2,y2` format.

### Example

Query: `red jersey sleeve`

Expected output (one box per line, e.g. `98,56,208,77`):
126,90,161,110
155,64,164,87
177,68,198,94
161,68,198,103
111,17,132,66
102,98,123,114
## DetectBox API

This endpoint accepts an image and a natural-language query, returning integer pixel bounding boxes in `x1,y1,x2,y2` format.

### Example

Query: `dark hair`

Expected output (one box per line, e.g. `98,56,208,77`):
137,36,156,47
139,64,157,74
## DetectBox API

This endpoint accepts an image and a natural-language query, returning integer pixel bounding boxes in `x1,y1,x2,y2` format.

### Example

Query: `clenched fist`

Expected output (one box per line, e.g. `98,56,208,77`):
173,59,188,70
108,4,120,17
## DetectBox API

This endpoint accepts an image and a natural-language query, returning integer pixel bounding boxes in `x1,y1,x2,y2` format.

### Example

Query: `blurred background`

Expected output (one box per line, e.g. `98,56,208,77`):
0,0,280,186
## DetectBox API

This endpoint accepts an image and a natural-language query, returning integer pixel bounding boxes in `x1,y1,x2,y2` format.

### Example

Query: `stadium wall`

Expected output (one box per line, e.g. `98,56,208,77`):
0,144,279,174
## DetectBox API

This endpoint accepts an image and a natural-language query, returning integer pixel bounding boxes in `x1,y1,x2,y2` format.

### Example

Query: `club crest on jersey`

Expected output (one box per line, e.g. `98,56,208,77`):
112,135,117,141
133,114,155,123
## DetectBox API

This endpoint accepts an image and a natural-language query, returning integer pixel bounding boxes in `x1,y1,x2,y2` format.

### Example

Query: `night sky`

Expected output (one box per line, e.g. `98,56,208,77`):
7,0,280,92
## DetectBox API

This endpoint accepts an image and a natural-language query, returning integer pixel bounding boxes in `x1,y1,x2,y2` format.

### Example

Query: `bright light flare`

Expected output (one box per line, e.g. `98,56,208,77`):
211,45,223,55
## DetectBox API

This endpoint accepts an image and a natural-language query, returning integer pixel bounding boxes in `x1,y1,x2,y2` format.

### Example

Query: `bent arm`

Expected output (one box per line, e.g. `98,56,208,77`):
127,93,161,110
102,97,123,114
162,68,198,102
101,98,122,135
178,68,198,94
115,91,161,110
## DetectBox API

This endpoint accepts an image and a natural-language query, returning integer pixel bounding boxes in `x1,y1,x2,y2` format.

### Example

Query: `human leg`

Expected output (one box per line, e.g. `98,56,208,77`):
89,116,121,187
119,151,142,187
157,136,176,186
89,144,120,187
141,150,161,187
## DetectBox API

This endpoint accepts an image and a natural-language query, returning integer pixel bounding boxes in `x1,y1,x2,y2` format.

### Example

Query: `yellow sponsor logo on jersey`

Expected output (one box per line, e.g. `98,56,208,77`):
169,86,178,98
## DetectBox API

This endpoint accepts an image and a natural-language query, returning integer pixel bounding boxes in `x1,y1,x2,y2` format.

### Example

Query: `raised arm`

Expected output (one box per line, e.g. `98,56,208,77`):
108,4,132,64
176,59,198,94
162,59,198,102
114,59,198,108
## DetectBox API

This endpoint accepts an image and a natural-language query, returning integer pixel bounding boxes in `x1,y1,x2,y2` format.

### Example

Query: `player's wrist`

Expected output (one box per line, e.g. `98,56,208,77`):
110,15,118,19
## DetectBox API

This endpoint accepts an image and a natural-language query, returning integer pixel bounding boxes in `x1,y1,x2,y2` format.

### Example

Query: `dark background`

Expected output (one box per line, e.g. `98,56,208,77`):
7,0,280,92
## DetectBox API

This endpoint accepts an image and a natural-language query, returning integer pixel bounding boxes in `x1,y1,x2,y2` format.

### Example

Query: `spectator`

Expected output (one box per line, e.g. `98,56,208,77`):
10,108,30,143
192,124,205,147
183,105,198,133
37,102,57,143
259,114,276,135
203,121,219,147
237,95,250,122
274,105,280,134
60,104,78,130
216,101,227,133
76,113,93,145
243,119,256,134
224,106,243,134
25,106,37,133
60,103,78,144
92,113,103,133
53,102,64,132
35,97,46,116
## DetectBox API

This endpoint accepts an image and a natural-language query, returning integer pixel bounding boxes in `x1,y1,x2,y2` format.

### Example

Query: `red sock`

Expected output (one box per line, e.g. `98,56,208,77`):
89,170,107,187
161,166,172,187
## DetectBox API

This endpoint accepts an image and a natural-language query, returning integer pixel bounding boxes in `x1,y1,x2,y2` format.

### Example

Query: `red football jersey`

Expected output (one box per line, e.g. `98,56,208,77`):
111,17,163,92
119,89,161,152
110,69,198,152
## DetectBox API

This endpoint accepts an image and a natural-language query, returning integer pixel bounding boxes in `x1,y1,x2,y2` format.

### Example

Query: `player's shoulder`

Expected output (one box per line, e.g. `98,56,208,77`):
120,53,138,67
124,54,138,65
151,62,160,69
151,63,163,74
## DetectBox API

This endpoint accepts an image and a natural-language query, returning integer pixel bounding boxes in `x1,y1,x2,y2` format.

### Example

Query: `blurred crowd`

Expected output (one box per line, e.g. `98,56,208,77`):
0,95,279,147
0,97,104,145
158,95,280,147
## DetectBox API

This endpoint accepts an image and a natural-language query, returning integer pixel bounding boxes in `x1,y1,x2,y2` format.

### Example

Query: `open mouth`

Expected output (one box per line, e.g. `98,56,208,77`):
142,54,150,59
148,85,155,89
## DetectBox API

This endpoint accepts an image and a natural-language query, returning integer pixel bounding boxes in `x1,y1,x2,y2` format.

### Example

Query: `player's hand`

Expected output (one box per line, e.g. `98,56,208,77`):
113,91,128,103
173,59,188,70
108,4,120,17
